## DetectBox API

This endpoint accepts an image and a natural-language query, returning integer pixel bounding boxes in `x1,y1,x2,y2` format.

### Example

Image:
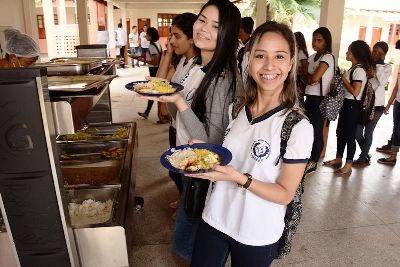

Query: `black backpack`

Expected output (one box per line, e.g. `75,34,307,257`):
232,105,308,259
349,65,375,125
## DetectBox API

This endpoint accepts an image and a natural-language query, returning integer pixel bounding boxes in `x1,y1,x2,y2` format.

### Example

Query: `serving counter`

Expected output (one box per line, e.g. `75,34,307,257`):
0,67,137,267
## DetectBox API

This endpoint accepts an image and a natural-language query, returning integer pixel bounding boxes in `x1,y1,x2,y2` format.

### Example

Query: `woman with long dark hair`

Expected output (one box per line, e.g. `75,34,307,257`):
324,40,374,175
294,31,309,105
143,0,243,261
303,27,334,174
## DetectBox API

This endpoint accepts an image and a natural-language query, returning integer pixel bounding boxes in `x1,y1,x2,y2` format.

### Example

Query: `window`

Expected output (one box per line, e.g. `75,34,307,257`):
157,14,177,37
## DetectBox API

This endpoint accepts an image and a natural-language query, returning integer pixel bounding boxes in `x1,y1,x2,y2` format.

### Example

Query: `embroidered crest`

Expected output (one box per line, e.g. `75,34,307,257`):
250,139,270,162
185,89,195,102
224,128,231,137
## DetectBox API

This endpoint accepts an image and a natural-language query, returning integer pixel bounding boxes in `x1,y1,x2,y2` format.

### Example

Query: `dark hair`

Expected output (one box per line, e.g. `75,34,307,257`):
395,40,400,49
294,31,309,58
118,23,122,28
242,21,298,110
191,0,241,131
241,17,254,35
313,27,332,53
374,41,389,54
171,13,200,67
146,27,159,43
349,40,375,78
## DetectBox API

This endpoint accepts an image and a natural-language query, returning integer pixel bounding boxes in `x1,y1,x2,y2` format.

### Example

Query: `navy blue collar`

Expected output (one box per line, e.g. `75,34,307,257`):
245,104,286,124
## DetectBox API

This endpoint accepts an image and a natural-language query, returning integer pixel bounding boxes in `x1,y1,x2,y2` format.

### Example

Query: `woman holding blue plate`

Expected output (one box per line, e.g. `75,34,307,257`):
142,0,243,262
189,22,313,266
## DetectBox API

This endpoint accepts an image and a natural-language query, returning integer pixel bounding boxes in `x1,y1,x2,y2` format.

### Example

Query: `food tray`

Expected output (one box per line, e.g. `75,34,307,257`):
56,124,130,143
35,57,102,76
47,75,116,92
58,141,127,161
66,187,119,228
61,159,123,186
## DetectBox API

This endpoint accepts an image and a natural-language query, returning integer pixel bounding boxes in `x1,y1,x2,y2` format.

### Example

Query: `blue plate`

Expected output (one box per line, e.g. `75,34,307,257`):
160,143,232,174
125,80,184,96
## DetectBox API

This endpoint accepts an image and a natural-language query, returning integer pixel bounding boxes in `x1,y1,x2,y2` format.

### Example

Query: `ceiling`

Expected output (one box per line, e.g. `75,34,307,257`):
111,0,246,10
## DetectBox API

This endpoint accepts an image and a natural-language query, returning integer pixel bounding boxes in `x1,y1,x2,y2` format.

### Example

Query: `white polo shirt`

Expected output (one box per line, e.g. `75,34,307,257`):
344,65,367,100
370,62,391,107
305,52,334,96
202,105,313,246
175,64,206,145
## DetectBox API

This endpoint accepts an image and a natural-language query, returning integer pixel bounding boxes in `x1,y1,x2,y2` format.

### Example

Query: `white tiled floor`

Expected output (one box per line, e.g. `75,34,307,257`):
110,66,400,267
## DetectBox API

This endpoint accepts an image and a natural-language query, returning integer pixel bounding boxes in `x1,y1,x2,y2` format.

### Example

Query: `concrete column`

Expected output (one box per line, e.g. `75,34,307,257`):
42,0,57,59
319,0,345,60
255,0,267,27
22,0,39,44
76,0,89,45
107,0,115,50
365,15,374,45
121,3,127,31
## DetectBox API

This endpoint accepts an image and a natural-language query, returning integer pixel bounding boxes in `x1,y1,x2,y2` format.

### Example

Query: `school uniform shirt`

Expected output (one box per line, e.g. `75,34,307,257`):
305,53,334,96
147,42,162,68
169,56,200,128
175,64,206,145
370,61,391,107
139,31,150,49
115,28,127,47
344,65,367,100
202,106,313,246
129,32,139,48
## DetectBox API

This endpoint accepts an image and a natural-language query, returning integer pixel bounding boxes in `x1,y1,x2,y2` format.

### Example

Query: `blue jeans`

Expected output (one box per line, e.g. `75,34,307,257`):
392,101,400,151
191,220,278,267
355,109,384,160
172,201,200,261
129,47,140,65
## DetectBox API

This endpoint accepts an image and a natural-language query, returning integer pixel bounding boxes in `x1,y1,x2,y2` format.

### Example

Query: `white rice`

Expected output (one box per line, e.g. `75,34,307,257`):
167,148,196,169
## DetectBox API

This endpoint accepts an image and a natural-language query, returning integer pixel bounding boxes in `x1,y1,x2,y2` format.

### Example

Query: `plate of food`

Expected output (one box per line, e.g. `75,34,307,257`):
125,80,184,96
160,143,232,174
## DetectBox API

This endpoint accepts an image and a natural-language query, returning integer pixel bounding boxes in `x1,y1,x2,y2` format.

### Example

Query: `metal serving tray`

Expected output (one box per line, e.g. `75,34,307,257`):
56,124,130,143
66,187,119,228
58,141,127,162
35,57,103,76
47,75,116,92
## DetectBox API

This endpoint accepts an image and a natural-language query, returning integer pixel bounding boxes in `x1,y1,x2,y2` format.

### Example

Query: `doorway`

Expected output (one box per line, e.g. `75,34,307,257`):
138,18,150,36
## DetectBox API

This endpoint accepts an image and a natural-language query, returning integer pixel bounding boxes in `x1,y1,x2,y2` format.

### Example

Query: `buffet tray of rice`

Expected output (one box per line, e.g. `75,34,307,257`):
66,188,119,228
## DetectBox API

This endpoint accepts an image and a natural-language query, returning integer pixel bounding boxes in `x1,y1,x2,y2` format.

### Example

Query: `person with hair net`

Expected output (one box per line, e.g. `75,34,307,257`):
0,28,40,68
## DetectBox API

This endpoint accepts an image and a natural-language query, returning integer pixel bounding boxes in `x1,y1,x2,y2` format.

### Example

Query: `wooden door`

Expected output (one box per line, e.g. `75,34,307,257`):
371,27,382,47
125,18,130,62
138,18,150,35
37,15,46,39
157,14,177,37
358,26,366,41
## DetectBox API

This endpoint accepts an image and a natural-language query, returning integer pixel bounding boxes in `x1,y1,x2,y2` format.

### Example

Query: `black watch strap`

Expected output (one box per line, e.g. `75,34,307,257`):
238,173,252,189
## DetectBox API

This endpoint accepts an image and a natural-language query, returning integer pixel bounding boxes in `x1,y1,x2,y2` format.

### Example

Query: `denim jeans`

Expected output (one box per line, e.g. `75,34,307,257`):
172,201,200,261
305,95,325,162
355,109,384,160
392,101,400,151
129,47,139,65
169,126,183,194
191,220,278,267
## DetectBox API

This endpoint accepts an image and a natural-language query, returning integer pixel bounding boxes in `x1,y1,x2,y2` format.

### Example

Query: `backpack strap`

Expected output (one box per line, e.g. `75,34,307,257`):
275,111,307,166
230,96,244,120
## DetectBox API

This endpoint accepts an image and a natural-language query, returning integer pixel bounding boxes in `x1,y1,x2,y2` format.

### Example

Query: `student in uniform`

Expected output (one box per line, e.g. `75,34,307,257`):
294,31,309,105
155,12,200,213
354,41,392,166
142,0,243,261
377,76,400,165
303,27,334,174
137,27,163,121
189,22,313,267
324,40,374,175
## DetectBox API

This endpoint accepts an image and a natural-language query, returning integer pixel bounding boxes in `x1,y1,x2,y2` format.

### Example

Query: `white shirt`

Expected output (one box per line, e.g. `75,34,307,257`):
345,65,367,100
305,53,334,96
297,49,308,68
115,27,127,46
176,65,205,145
140,31,150,49
129,32,139,48
370,62,392,107
202,106,313,246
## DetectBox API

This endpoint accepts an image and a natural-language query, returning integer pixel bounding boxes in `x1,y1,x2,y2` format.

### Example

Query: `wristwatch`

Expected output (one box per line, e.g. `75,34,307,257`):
238,173,252,189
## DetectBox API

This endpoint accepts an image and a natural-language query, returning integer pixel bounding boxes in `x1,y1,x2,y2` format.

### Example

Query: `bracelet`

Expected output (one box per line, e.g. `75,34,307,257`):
237,173,252,189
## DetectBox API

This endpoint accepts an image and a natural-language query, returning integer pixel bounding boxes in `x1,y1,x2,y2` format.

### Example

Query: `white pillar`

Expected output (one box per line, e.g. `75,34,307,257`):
255,0,267,27
107,0,115,50
121,3,127,31
319,0,345,60
365,15,374,45
57,0,67,56
76,0,89,45
22,0,39,44
43,0,57,59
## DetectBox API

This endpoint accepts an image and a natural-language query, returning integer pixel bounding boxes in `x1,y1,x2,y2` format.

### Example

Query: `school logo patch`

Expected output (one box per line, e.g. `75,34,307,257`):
251,139,270,162
224,128,231,137
186,89,196,103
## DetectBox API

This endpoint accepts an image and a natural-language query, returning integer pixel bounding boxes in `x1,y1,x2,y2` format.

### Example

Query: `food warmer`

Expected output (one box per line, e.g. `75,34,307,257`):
0,67,137,267
35,56,119,134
